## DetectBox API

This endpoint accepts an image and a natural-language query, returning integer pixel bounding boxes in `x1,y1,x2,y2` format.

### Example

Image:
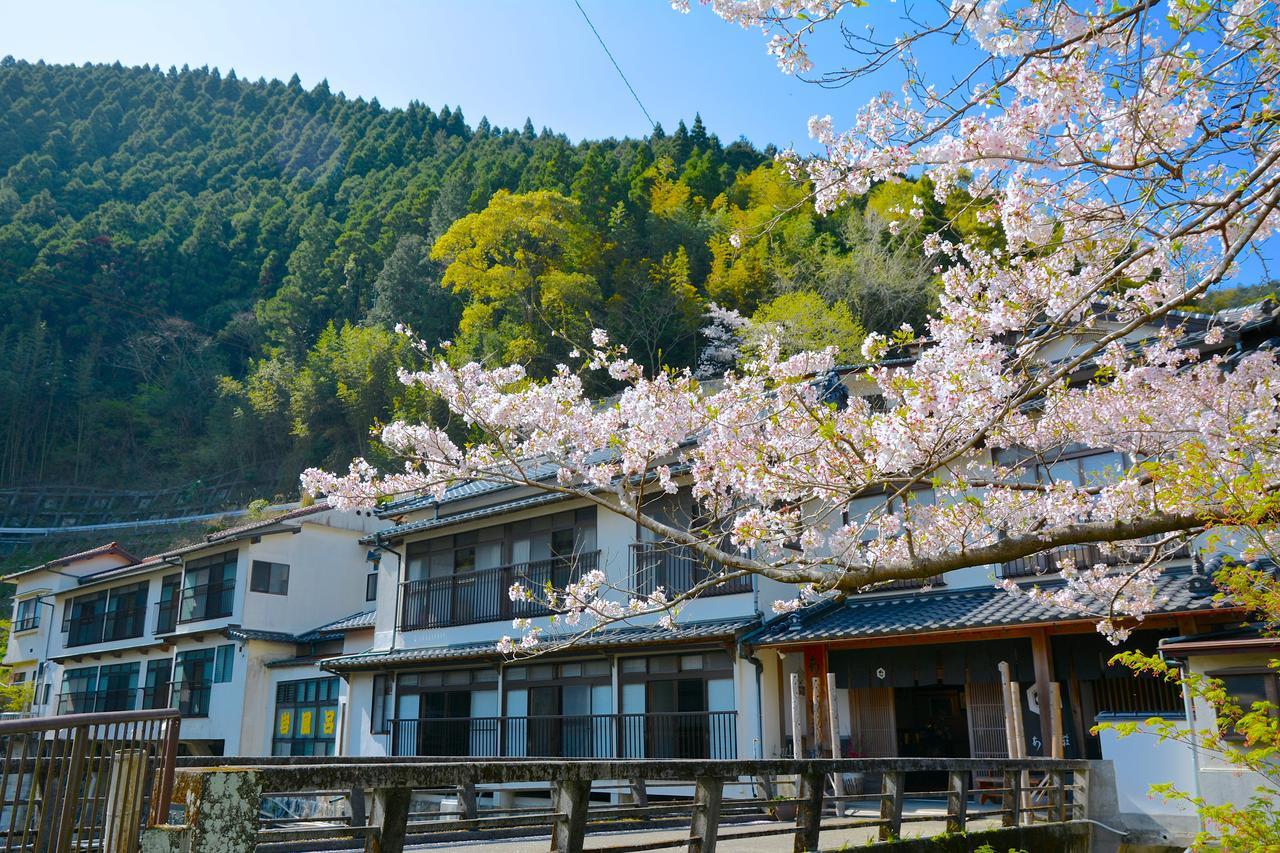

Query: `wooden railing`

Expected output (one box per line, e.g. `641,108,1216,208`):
399,551,601,630
165,756,1098,853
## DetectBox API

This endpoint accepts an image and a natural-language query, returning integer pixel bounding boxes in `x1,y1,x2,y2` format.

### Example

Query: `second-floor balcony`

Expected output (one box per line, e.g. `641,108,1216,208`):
386,710,737,760
400,551,601,630
178,581,235,624
56,685,172,715
63,606,148,648
629,543,753,598
1000,538,1193,580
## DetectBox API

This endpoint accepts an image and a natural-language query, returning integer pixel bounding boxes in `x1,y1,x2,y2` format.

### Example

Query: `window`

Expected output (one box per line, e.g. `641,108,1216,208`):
1213,670,1280,741
14,598,39,632
274,677,340,756
103,582,148,641
172,648,216,717
366,572,378,602
214,644,235,683
180,551,237,623
143,659,172,709
250,561,289,595
371,674,392,734
63,592,107,647
156,574,181,633
56,663,139,714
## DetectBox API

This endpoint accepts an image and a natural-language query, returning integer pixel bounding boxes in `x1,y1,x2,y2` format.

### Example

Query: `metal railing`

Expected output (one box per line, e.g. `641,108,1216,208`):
169,755,1098,853
400,551,601,630
1001,538,1193,579
12,615,38,633
387,710,738,759
155,599,178,634
0,708,180,852
56,685,176,716
629,543,753,597
177,581,234,624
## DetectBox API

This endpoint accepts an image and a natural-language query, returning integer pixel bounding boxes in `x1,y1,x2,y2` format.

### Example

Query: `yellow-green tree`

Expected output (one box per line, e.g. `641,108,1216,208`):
749,290,865,362
430,190,603,372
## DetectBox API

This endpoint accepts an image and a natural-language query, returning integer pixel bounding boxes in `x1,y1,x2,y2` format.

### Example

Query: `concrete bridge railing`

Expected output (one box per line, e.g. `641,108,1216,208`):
141,756,1107,853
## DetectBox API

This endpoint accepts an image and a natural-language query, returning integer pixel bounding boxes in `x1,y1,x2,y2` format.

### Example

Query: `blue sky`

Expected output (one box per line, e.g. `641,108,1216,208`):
1,0,888,150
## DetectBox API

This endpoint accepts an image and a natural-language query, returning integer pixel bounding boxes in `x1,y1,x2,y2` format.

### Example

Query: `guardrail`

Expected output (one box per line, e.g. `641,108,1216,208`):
156,756,1098,853
0,708,180,853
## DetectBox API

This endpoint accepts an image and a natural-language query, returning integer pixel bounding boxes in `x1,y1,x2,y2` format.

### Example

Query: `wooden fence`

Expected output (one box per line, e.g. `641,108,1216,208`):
154,756,1097,853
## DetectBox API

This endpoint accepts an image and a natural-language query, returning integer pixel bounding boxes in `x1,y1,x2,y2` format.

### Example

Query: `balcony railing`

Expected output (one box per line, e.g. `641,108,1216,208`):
171,684,212,718
386,710,737,759
178,581,235,624
629,543,753,598
56,684,174,715
12,615,39,633
1000,538,1193,580
63,614,106,648
400,551,601,630
156,599,179,634
63,606,147,647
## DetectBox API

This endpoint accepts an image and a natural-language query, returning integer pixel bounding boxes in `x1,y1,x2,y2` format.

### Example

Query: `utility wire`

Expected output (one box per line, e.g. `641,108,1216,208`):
572,0,657,130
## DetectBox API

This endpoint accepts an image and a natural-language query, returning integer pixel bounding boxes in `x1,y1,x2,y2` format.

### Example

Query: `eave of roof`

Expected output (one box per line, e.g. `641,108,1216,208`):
368,491,575,544
4,542,140,582
745,567,1223,647
321,616,759,672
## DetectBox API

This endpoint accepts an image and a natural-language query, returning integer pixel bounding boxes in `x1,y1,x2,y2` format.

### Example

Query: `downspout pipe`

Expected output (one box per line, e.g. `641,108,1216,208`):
371,540,405,651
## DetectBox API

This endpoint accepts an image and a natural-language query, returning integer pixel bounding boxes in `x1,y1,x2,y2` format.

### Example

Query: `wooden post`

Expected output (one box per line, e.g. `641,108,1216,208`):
790,673,804,759
825,672,847,807
793,770,824,853
367,787,411,853
552,779,591,853
878,770,904,841
997,662,1018,758
457,782,478,821
688,776,723,853
945,770,968,834
1049,769,1066,822
348,787,367,828
53,726,90,853
1030,630,1056,754
1048,682,1065,759
1001,769,1021,827
104,748,148,853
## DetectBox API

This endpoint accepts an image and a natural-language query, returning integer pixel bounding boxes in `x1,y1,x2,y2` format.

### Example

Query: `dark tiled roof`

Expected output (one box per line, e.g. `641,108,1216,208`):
370,492,574,543
5,542,139,581
222,627,302,644
747,569,1223,646
206,504,331,541
303,610,375,635
322,616,759,672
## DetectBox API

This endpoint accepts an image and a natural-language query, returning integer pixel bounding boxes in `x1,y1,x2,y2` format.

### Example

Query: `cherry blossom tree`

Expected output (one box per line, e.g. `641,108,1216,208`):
305,0,1280,645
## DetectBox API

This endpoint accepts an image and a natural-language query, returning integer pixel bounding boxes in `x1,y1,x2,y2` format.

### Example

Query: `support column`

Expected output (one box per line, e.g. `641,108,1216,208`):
552,779,591,853
945,770,968,834
878,770,904,841
367,787,411,853
793,770,824,853
104,749,148,853
1030,630,1056,755
688,776,723,853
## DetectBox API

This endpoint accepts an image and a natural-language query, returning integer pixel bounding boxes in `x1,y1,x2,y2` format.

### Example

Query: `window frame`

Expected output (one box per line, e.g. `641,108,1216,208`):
250,560,290,595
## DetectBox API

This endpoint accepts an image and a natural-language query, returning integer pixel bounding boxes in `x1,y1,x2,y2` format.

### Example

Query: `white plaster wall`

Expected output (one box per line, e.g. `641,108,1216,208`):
1184,652,1276,811
1096,716,1198,825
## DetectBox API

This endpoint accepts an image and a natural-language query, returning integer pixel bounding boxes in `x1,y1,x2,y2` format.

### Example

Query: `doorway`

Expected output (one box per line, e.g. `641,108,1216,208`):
894,686,969,792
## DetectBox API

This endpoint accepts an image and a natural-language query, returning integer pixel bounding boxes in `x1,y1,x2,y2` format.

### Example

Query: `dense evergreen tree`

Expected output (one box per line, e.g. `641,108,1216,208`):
0,59,953,493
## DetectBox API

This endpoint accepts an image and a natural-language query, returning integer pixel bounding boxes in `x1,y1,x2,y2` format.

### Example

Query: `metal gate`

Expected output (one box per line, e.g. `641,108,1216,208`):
0,708,179,853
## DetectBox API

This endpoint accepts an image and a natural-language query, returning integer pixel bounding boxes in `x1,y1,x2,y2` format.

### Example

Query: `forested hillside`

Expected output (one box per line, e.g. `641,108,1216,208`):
0,59,958,495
